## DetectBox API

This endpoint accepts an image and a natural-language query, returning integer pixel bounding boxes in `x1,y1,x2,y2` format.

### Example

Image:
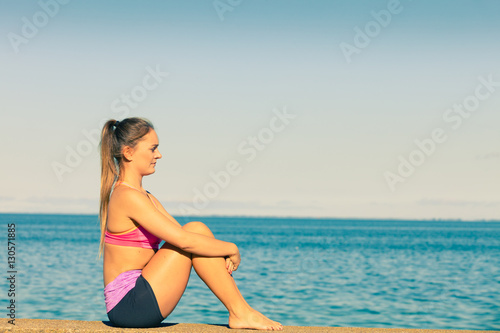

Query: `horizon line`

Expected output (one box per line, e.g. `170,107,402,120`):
0,211,499,223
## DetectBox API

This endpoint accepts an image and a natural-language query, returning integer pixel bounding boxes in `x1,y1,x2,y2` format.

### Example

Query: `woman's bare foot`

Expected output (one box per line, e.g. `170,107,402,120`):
229,307,283,331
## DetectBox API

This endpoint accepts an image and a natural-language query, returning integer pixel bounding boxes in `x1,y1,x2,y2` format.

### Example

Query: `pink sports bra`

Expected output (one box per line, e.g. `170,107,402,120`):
104,181,161,250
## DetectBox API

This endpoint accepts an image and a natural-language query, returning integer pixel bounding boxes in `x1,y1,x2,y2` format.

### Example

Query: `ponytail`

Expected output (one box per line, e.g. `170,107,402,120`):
98,117,154,257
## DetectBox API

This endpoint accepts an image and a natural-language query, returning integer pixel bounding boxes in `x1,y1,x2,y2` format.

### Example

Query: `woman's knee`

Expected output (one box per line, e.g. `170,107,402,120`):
182,221,214,237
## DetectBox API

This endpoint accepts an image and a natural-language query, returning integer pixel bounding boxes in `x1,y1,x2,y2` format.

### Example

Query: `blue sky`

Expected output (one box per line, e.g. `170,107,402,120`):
1,0,499,220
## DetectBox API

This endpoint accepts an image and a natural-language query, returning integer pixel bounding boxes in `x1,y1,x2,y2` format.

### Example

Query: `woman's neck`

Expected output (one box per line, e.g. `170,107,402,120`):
118,172,143,190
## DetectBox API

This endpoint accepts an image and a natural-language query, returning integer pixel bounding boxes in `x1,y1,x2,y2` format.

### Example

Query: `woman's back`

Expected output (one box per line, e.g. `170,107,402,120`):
103,184,157,286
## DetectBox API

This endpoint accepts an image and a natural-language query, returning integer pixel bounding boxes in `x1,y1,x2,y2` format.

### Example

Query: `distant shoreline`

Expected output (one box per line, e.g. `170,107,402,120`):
0,212,499,223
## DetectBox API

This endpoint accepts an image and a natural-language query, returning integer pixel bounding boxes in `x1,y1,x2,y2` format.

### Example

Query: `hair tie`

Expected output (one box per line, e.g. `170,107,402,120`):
114,121,120,128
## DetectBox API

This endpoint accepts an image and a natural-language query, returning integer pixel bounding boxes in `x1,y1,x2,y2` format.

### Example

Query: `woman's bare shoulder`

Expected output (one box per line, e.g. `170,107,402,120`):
111,185,147,203
109,186,154,220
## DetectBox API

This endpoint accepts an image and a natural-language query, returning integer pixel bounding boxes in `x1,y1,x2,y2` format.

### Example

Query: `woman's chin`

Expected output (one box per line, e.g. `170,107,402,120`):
144,168,156,176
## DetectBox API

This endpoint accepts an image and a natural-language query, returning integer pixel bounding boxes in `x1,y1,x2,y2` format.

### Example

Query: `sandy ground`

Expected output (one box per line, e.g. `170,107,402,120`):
1,319,498,333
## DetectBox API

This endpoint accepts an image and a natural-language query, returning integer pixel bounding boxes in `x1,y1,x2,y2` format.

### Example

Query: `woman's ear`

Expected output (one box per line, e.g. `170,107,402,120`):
122,146,134,162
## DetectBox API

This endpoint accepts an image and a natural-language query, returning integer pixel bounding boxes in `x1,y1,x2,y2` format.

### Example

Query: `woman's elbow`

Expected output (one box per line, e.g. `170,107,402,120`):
174,233,193,252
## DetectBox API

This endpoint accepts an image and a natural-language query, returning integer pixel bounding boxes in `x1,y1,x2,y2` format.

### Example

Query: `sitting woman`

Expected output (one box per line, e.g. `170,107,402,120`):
99,117,282,330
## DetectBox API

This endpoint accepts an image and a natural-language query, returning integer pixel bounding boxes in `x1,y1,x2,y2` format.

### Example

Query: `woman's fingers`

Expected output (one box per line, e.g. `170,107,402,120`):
226,248,241,274
229,250,241,271
225,257,233,274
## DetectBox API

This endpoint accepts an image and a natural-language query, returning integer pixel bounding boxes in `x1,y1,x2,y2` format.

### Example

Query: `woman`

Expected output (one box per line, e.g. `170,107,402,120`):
99,117,282,330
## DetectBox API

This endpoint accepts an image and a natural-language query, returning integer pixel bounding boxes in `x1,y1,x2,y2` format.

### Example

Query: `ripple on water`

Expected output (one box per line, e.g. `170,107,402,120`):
1,214,499,329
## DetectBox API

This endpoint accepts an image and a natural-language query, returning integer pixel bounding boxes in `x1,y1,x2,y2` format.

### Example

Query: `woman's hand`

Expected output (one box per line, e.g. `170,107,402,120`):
225,246,241,275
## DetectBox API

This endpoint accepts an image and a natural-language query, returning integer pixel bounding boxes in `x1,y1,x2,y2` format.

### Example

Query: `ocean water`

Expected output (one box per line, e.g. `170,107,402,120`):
1,213,499,330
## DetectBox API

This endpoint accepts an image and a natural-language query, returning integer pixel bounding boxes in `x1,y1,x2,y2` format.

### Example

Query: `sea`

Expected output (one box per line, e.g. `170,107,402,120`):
1,213,499,330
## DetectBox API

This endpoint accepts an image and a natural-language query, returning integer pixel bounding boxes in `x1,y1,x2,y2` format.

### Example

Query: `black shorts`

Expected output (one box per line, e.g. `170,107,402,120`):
107,274,164,328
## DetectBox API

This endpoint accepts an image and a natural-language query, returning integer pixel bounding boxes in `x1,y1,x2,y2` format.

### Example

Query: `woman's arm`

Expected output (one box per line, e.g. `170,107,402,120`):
120,189,239,260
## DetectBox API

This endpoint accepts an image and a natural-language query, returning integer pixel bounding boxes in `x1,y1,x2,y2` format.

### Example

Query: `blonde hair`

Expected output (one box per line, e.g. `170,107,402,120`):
98,117,154,257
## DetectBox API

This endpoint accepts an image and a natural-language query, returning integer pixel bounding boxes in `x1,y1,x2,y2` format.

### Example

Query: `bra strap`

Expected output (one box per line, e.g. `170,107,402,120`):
115,181,139,191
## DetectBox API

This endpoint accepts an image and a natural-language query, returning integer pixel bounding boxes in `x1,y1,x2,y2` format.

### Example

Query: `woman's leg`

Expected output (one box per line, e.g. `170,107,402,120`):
187,222,282,330
141,239,193,318
143,221,282,330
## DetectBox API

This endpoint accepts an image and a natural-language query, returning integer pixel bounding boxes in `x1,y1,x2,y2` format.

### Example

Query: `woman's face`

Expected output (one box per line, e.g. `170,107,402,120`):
127,129,162,176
